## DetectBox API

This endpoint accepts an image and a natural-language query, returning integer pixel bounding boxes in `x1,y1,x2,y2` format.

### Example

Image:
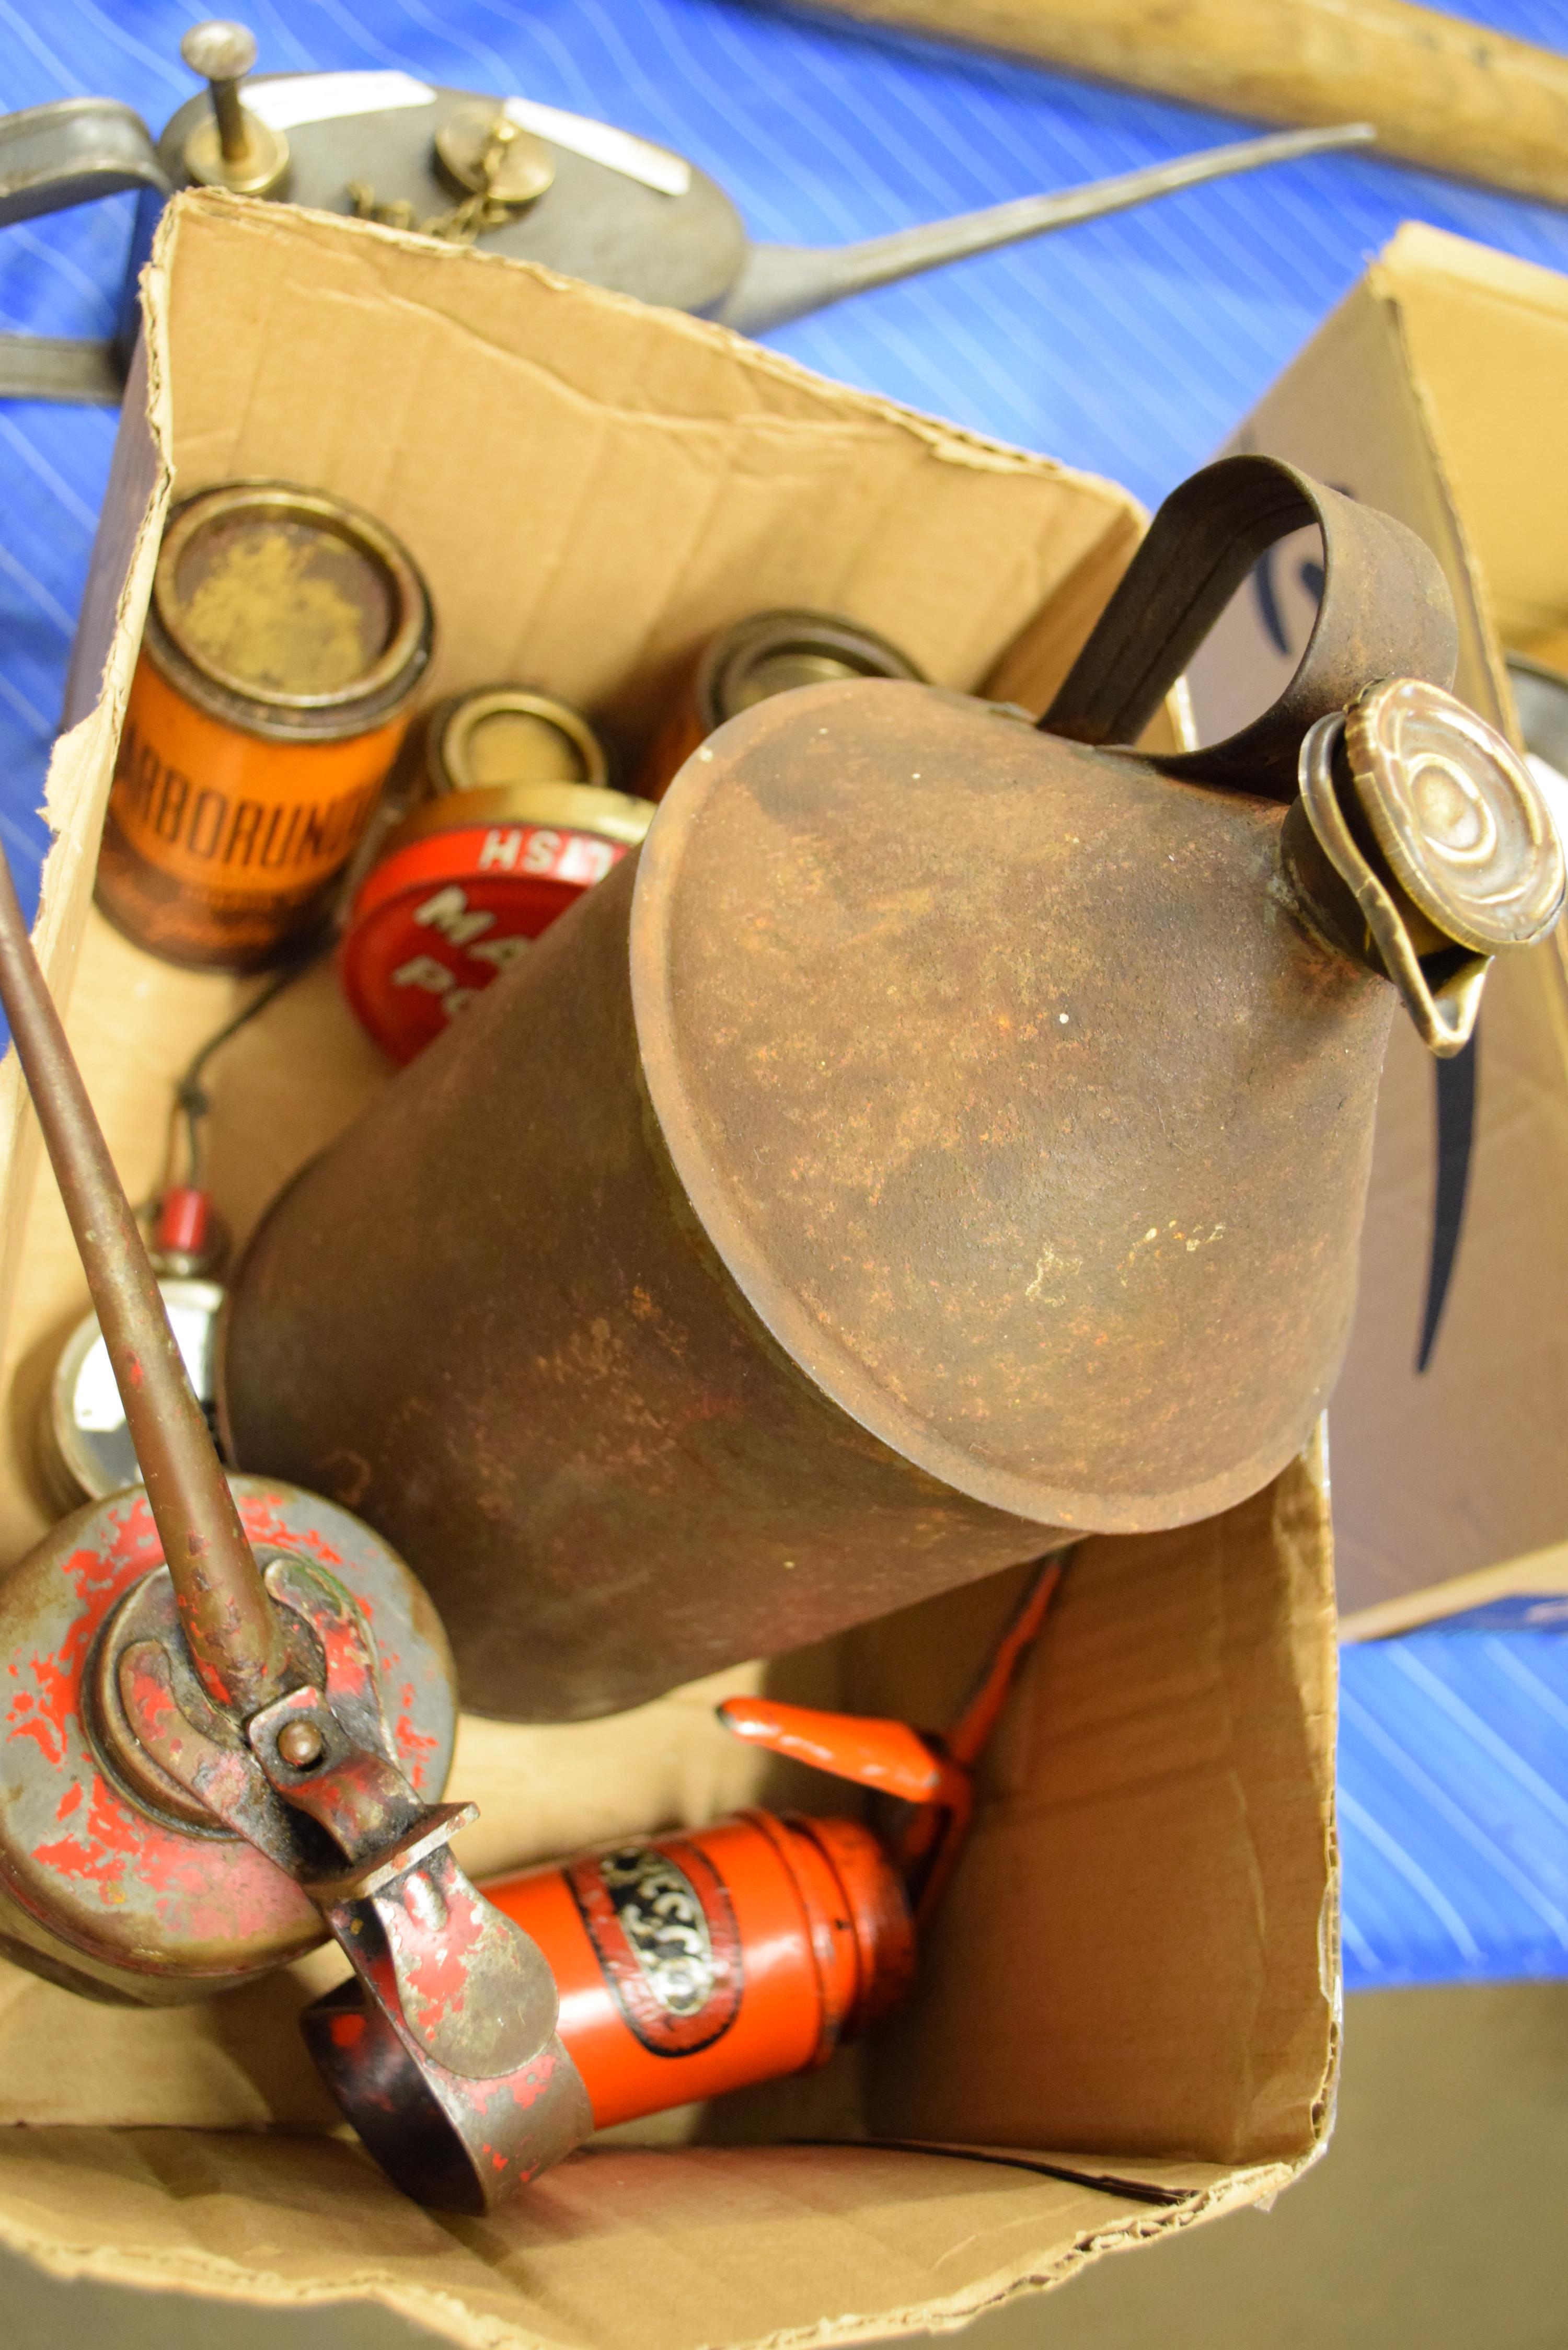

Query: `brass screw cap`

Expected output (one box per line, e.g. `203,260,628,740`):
434,101,556,208
1344,676,1565,953
180,18,290,197
1290,677,1565,1056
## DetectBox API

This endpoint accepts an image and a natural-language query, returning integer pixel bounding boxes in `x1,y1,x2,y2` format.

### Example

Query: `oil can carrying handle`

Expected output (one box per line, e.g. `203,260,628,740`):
1040,452,1458,801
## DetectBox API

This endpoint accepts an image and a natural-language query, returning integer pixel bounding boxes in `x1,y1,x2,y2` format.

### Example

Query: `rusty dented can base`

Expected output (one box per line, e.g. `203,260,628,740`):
222,678,1397,1724
225,845,1063,1722
96,482,432,972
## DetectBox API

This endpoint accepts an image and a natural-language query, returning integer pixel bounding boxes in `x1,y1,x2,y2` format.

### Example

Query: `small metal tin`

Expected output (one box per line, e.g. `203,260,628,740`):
639,608,925,800
96,481,433,973
426,684,612,796
340,687,651,1064
39,1277,225,1513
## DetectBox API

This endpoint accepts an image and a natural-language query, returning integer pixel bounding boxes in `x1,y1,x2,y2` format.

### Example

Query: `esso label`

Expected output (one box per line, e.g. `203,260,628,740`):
340,821,631,1064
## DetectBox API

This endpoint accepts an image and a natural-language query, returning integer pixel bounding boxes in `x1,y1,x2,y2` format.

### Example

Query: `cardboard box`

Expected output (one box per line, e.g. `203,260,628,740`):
1186,224,1568,1639
0,191,1337,2345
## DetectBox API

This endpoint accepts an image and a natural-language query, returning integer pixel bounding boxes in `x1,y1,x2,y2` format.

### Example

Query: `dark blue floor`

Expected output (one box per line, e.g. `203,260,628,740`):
1,0,1565,1990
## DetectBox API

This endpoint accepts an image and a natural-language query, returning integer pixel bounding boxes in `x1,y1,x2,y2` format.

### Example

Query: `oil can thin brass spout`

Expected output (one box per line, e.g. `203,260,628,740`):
0,849,287,1714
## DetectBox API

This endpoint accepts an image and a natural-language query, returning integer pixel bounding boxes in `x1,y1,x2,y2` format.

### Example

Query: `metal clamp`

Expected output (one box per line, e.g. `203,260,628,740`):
118,1551,591,2210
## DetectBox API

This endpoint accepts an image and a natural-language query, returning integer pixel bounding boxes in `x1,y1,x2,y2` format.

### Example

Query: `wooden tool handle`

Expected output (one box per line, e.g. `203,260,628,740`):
810,0,1568,209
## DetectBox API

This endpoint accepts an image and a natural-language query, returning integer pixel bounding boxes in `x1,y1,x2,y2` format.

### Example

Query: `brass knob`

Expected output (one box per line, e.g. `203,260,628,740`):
1287,677,1565,1056
179,18,289,198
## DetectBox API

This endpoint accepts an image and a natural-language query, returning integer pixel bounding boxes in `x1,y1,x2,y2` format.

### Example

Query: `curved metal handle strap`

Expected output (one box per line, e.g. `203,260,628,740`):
1040,452,1459,801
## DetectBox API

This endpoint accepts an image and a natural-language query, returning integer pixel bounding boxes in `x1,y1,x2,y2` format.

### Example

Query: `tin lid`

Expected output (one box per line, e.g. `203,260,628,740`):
698,610,924,730
149,482,432,733
388,777,654,855
342,815,640,1063
429,687,612,794
1343,677,1565,955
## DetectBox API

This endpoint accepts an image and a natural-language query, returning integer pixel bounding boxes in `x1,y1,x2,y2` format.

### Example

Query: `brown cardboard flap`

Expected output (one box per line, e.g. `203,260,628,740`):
156,192,1137,750
0,2129,1260,2350
864,1447,1336,2167
1189,223,1568,1618
1383,224,1568,655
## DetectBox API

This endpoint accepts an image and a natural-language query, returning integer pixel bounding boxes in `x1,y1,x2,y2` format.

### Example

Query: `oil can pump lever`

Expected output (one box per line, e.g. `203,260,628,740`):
0,844,591,2209
719,1559,1062,1926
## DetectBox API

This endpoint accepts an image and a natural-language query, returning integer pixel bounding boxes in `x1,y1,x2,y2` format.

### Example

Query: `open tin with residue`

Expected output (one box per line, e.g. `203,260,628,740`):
96,481,432,973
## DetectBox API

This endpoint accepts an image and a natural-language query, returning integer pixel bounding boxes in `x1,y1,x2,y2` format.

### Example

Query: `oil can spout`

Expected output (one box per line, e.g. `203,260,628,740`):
1279,678,1566,1056
0,845,288,1715
714,121,1374,336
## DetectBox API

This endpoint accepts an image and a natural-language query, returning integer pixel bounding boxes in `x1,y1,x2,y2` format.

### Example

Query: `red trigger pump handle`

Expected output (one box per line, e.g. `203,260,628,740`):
718,1558,1061,1927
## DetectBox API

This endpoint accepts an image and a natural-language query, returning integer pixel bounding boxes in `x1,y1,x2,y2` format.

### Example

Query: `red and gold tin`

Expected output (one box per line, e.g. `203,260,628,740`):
639,607,925,800
340,686,652,1064
485,1810,915,2130
96,482,433,972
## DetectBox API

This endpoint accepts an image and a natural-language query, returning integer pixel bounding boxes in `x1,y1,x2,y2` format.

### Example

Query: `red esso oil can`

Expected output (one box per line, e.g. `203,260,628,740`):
339,686,653,1064
485,1811,915,2128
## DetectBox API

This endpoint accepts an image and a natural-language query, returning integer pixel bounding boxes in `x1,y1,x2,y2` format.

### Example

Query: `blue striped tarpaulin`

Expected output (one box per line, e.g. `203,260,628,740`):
1,0,1565,1993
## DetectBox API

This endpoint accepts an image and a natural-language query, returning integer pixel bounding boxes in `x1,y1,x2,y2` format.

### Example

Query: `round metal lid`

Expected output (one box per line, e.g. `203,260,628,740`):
153,482,429,712
699,609,924,730
430,687,610,795
1344,676,1565,953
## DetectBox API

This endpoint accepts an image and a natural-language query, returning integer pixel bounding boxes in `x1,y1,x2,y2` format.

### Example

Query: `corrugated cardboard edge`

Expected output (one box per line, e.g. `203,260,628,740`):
1372,224,1568,1075
183,188,1142,498
0,2139,1293,2350
0,253,173,1384
1226,222,1568,1629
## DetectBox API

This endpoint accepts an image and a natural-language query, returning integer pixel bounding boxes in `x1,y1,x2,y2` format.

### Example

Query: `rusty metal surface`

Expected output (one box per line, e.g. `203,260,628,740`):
119,1539,591,2209
223,457,1501,1723
223,855,1060,1723
0,1476,457,2000
632,677,1394,1528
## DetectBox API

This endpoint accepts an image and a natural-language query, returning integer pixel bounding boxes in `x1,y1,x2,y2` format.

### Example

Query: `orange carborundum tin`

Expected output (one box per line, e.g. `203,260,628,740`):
97,482,433,971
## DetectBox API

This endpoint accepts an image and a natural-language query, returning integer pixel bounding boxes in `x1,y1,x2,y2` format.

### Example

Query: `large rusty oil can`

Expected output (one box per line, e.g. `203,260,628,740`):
220,456,1565,1722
